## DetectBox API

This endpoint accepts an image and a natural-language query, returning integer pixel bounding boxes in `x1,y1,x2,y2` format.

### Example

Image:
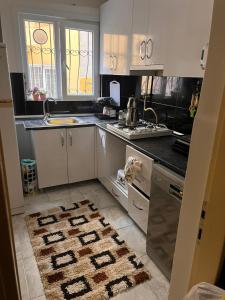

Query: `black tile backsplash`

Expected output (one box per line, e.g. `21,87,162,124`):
100,75,140,109
10,73,26,115
25,100,95,115
101,74,202,135
11,72,202,135
148,76,202,134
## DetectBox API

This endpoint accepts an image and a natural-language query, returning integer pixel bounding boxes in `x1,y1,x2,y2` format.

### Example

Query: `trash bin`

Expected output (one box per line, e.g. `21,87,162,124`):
21,159,37,194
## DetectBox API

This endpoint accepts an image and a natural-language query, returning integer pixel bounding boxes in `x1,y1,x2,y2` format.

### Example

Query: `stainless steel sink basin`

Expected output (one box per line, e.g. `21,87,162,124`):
44,117,79,126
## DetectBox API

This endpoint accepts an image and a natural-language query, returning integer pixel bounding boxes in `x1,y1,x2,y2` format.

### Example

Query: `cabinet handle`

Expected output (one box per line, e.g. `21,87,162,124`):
200,43,208,70
146,38,153,60
112,188,119,198
113,55,118,71
133,200,144,211
140,40,146,60
110,55,114,70
100,134,105,146
69,132,72,146
60,133,65,147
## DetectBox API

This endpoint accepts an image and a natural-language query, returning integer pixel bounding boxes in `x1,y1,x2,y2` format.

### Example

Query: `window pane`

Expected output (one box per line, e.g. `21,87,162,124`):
65,28,93,96
24,20,57,98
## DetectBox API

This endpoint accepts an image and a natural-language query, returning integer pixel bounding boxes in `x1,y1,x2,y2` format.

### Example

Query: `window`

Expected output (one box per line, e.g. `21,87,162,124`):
20,15,99,100
65,28,93,96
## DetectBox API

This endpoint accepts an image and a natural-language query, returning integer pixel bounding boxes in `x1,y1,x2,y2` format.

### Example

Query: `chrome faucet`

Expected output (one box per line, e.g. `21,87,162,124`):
43,97,57,120
143,96,158,125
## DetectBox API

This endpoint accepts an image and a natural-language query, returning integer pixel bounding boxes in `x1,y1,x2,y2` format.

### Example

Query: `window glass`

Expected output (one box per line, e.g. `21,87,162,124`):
24,20,57,98
65,28,93,96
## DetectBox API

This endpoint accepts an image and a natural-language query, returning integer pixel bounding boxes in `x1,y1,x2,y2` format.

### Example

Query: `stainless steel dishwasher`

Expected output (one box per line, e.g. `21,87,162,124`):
146,163,184,280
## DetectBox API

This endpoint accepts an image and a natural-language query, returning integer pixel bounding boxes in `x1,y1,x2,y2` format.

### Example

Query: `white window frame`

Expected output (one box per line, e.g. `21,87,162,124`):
19,13,99,101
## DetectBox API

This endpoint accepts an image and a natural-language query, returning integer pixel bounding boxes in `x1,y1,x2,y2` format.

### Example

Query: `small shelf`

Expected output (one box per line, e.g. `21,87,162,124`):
109,174,128,196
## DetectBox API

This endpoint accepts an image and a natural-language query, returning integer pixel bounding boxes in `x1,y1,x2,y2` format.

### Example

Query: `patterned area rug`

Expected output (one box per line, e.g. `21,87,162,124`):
25,200,151,300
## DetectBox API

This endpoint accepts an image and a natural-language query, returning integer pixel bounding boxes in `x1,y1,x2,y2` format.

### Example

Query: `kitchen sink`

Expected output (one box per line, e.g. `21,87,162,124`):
44,117,79,126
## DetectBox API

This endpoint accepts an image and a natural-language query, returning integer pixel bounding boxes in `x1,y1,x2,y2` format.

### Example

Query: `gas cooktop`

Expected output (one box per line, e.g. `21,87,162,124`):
106,122,172,140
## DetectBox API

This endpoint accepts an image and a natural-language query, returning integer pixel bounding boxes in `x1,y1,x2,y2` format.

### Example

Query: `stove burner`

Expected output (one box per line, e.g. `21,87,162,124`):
107,121,172,140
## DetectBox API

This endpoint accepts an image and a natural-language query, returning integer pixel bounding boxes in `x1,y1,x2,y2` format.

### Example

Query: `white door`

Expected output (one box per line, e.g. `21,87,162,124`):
31,129,68,188
67,127,95,183
164,0,213,77
131,0,150,67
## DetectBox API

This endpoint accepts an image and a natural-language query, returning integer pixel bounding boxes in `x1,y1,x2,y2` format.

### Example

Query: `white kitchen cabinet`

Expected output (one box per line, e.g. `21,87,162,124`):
96,128,126,179
67,127,95,183
164,0,213,77
96,128,128,210
130,0,166,70
126,145,153,197
130,0,150,67
128,184,150,233
100,0,132,75
32,129,68,188
32,127,95,189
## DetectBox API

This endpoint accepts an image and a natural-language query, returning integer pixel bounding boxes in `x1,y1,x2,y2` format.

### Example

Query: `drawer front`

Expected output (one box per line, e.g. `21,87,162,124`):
126,145,153,197
100,177,128,211
128,184,149,233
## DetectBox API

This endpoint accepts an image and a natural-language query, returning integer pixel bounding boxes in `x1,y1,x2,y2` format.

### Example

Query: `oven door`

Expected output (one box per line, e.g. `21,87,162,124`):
146,164,184,280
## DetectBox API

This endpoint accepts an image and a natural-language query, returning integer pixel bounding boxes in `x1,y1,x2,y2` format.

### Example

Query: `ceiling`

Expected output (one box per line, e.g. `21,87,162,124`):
37,0,107,8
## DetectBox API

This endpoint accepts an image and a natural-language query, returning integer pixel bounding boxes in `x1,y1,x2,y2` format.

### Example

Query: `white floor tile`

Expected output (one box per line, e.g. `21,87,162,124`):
17,256,30,300
113,281,158,300
23,256,44,299
117,224,147,258
99,206,133,230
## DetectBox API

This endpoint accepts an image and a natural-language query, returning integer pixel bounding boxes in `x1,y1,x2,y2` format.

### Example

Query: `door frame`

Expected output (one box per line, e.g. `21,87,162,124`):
168,0,225,299
0,130,21,300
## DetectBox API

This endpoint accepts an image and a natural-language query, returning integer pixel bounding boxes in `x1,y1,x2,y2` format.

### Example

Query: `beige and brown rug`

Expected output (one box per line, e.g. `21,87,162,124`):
25,200,150,299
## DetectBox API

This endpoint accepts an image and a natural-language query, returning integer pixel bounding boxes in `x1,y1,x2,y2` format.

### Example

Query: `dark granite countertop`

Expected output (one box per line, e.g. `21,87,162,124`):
22,115,112,130
96,123,188,177
21,115,187,177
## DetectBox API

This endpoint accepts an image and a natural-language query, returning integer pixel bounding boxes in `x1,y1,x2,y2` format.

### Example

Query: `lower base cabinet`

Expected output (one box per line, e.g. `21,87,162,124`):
99,176,128,211
32,127,95,189
128,184,150,234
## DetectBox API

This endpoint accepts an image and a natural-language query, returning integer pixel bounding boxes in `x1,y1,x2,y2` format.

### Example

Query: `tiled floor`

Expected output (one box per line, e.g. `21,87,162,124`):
12,180,169,300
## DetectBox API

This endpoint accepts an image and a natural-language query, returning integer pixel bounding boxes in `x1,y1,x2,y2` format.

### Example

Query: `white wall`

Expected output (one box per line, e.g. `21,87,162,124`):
0,0,99,72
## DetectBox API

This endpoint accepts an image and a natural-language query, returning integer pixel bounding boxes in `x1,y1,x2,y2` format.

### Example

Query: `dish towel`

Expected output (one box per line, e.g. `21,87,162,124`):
124,156,142,183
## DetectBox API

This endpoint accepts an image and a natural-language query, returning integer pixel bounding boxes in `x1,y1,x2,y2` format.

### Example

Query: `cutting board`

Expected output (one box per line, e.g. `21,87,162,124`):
110,81,120,106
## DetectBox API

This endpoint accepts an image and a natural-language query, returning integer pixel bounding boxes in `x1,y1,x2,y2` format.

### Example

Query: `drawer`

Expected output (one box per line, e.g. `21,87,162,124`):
126,145,153,197
100,176,128,211
128,184,149,233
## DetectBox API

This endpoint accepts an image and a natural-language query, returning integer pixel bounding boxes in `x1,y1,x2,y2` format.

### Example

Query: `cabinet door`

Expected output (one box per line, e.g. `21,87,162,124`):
164,0,213,77
131,0,150,67
96,128,109,178
100,0,132,75
67,127,95,183
31,129,68,188
147,0,169,66
96,128,126,179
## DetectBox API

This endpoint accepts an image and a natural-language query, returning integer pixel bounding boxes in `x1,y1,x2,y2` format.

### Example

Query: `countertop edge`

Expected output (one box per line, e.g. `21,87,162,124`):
96,123,186,178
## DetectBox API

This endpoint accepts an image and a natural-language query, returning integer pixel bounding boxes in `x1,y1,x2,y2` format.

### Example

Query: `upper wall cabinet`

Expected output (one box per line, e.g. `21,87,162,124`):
130,0,168,71
164,0,214,77
100,0,133,75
